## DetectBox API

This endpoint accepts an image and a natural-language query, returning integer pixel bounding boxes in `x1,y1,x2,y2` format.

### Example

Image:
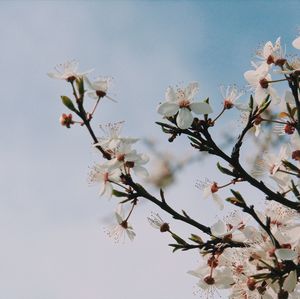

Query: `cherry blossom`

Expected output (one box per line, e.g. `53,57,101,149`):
48,60,92,81
157,82,212,129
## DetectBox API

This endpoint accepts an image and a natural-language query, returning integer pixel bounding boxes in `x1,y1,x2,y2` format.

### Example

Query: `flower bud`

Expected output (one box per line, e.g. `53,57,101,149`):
292,150,300,161
59,113,74,128
247,277,256,291
284,123,295,135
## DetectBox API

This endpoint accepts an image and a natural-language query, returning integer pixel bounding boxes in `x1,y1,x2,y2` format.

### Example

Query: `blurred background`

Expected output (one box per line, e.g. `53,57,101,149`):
0,1,299,298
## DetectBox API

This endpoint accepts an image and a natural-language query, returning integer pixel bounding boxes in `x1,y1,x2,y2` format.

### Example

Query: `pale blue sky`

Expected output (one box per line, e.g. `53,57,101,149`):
0,1,299,299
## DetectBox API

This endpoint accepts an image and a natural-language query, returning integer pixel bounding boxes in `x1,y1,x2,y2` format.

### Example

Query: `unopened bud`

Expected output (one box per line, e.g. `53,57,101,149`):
247,277,256,291
284,123,295,135
292,150,300,161
60,113,74,128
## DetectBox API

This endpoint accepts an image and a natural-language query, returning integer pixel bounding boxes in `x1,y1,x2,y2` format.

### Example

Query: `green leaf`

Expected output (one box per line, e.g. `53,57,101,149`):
291,180,300,200
282,160,300,173
249,95,254,110
189,234,204,244
225,197,245,208
112,190,128,197
259,95,271,113
76,77,85,96
217,162,235,176
171,233,187,245
61,96,77,112
230,189,245,204
168,244,182,253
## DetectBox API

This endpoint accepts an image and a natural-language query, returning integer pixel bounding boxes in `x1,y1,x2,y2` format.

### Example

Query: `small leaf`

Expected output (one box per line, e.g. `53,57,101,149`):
171,233,187,245
61,96,77,112
226,196,245,208
230,189,245,204
291,180,300,200
217,162,235,176
189,234,204,244
282,160,300,173
249,95,254,110
259,95,271,113
291,107,297,118
112,190,128,197
76,77,85,96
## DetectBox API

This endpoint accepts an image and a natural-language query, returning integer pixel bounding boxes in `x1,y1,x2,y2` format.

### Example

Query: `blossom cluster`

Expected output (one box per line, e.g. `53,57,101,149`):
49,32,300,299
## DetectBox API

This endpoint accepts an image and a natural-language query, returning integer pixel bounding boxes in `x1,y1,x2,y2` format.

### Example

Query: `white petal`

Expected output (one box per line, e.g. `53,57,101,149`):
212,193,224,210
109,169,121,182
234,101,251,111
176,108,193,129
263,41,273,58
283,270,297,293
184,82,199,100
275,248,298,261
292,36,300,50
133,166,149,178
190,102,213,114
165,86,177,102
86,91,98,99
126,229,136,241
254,86,268,105
203,186,211,199
211,220,227,237
244,70,259,87
157,102,179,117
101,182,113,198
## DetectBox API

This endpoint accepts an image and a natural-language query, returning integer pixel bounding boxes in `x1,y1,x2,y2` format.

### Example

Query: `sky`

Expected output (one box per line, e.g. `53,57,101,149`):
0,1,300,299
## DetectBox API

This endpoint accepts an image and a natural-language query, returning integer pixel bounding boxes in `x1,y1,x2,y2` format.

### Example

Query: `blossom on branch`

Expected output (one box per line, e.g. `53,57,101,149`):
157,82,212,129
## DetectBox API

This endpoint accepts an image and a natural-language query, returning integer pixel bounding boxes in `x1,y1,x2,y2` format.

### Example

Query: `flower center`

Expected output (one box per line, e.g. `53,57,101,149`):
204,275,215,285
267,55,275,65
224,99,233,109
96,90,106,98
117,154,125,162
211,182,219,193
259,78,269,89
179,99,190,108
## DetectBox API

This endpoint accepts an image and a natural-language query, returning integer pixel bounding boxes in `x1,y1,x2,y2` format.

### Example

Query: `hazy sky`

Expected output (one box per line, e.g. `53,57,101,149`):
0,1,300,299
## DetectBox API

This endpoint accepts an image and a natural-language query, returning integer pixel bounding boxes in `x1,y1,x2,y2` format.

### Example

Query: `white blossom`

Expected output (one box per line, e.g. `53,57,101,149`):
48,60,92,81
157,82,213,129
89,164,121,198
85,76,117,102
244,63,279,105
